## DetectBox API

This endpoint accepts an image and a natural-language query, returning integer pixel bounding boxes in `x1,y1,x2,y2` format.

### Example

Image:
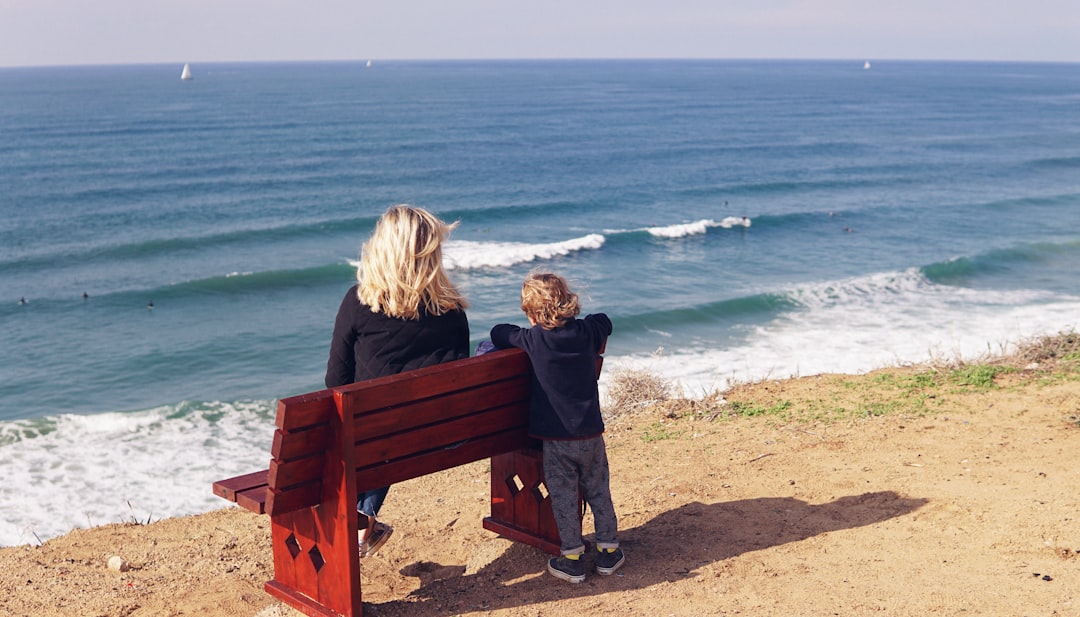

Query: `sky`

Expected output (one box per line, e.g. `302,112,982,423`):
1,0,1078,68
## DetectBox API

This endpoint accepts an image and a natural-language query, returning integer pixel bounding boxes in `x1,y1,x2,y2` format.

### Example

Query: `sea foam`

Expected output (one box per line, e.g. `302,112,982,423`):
0,400,276,547
641,217,751,239
606,268,1079,396
443,234,606,270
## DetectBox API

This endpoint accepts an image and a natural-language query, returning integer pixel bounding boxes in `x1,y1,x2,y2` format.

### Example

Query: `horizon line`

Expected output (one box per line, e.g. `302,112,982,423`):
4,56,1079,70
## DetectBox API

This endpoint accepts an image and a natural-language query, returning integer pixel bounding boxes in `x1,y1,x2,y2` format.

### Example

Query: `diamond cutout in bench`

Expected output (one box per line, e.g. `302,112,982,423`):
505,473,525,496
309,545,325,572
284,533,301,559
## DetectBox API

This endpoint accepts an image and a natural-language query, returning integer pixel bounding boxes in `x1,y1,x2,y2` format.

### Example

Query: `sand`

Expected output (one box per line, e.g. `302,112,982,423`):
2,363,1078,617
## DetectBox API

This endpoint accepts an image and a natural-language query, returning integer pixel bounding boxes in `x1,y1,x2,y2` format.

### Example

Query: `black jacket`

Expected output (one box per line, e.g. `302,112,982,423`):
490,313,611,440
325,285,470,387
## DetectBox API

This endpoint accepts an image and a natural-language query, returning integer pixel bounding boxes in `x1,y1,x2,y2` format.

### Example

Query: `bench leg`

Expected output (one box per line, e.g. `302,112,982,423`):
484,448,582,555
264,507,363,617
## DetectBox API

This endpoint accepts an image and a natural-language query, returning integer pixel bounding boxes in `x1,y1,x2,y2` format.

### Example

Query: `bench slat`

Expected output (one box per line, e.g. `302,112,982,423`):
351,374,529,440
337,349,530,415
212,469,269,502
269,451,325,492
266,479,323,516
355,427,536,491
236,485,269,514
275,389,336,432
271,424,331,462
353,401,528,468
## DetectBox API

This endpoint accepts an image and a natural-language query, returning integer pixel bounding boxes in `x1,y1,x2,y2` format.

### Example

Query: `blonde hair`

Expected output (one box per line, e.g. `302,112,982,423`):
520,272,580,330
356,205,468,319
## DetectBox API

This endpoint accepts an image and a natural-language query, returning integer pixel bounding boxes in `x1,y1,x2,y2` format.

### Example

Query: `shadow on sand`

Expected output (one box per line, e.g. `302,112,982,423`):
368,491,927,615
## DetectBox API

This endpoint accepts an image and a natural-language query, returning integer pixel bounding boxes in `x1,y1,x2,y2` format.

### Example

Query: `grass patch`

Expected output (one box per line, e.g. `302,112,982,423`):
949,364,1012,388
603,331,1080,434
728,400,793,418
641,421,683,442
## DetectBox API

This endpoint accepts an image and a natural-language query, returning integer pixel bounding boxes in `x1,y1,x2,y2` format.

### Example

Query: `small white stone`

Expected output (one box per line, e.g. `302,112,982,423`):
107,555,129,572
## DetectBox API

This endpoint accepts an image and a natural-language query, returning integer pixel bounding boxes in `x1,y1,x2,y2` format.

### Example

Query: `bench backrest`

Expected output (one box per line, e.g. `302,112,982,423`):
266,348,535,516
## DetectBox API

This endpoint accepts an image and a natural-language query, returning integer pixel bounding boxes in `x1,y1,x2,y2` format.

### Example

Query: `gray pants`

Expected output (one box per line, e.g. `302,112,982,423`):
543,436,619,555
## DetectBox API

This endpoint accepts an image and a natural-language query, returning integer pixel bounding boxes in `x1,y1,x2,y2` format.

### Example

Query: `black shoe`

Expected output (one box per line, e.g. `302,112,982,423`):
547,555,586,583
595,547,625,575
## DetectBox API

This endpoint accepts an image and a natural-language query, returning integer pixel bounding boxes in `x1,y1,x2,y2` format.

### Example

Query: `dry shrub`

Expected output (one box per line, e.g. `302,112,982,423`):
649,391,729,421
920,329,1079,374
604,367,671,419
1002,329,1080,370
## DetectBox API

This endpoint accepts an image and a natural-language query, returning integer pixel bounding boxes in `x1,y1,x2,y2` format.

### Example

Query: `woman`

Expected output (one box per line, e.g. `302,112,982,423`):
325,204,470,557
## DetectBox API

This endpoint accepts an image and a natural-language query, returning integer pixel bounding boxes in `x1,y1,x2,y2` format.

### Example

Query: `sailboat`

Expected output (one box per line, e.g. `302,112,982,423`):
181,63,193,80
863,61,871,70
366,60,373,68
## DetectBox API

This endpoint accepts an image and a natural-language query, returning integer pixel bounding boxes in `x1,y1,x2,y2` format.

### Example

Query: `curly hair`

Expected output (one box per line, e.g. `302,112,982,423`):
357,204,468,319
520,272,580,329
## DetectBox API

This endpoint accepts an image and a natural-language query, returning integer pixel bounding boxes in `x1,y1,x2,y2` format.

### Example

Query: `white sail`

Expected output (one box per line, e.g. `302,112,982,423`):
864,61,871,70
181,63,192,80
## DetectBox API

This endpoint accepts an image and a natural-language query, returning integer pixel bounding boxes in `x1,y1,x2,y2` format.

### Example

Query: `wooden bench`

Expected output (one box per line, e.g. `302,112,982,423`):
213,347,599,617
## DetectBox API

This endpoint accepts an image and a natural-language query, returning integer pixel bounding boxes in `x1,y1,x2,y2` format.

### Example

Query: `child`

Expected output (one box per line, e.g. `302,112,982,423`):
490,272,623,583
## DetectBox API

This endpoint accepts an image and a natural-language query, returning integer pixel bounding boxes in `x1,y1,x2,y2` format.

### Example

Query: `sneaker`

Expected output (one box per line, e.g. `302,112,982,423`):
547,555,586,583
595,547,625,575
359,522,393,558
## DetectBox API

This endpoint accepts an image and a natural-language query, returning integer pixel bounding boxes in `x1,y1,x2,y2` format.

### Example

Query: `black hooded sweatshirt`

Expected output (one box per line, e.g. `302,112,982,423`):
490,313,611,440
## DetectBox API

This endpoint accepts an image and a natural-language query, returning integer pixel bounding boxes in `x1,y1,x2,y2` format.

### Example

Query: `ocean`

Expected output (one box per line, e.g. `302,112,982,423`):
1,59,1078,546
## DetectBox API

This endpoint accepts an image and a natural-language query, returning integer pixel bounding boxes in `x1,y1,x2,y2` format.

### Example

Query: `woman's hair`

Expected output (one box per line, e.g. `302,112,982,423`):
356,205,468,319
520,272,580,329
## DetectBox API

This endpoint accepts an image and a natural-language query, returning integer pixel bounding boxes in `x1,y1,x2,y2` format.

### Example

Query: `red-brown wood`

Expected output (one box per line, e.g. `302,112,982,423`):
481,517,562,555
275,390,336,432
270,452,325,489
512,451,545,540
352,403,527,468
272,424,332,461
265,579,340,617
349,375,529,440
354,429,536,492
212,469,268,502
235,486,269,515
337,349,530,414
266,481,321,517
268,511,300,597
317,388,362,617
484,448,565,554
289,506,322,607
212,347,603,617
266,389,363,617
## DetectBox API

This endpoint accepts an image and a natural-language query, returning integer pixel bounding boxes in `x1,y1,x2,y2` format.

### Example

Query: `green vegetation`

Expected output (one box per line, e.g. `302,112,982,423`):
603,330,1080,439
950,364,1012,388
641,421,683,442
728,399,793,418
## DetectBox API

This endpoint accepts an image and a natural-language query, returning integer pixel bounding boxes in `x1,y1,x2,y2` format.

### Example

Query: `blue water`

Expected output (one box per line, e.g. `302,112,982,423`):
2,60,1078,545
